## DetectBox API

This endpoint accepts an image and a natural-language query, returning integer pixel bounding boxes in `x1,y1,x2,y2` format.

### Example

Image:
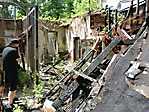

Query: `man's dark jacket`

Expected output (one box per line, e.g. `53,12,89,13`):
2,46,19,85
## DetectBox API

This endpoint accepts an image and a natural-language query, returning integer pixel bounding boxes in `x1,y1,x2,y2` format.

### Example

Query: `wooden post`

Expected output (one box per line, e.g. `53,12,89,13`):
30,7,35,72
32,6,39,72
108,8,111,32
104,5,108,27
126,0,133,19
146,0,149,20
25,13,30,71
136,0,140,15
19,38,25,70
35,5,39,84
130,0,134,31
26,6,39,74
115,9,118,30
23,7,38,74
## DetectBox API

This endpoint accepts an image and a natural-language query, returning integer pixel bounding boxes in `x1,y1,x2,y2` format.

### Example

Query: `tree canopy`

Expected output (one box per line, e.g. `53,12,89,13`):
13,0,101,20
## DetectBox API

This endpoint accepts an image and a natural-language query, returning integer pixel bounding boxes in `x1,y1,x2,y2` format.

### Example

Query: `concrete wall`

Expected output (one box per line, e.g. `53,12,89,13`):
0,19,22,36
69,16,87,40
38,29,46,64
38,28,58,64
48,32,58,56
65,13,105,58
0,19,22,55
57,27,67,53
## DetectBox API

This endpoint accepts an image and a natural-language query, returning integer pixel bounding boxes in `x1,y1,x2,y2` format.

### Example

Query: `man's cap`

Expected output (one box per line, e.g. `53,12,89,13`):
9,38,20,44
6,38,20,46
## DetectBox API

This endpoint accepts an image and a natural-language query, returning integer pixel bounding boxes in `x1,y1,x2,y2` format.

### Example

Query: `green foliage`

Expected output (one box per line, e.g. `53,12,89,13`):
17,69,31,89
40,0,64,19
13,0,46,17
14,0,100,20
97,0,102,9
0,3,17,19
32,72,44,99
63,0,75,18
33,81,44,99
73,0,98,15
118,14,125,23
13,104,23,112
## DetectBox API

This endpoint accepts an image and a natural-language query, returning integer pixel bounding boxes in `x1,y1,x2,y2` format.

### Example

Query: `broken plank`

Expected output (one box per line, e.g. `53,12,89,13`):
125,61,141,79
92,26,148,112
119,22,148,46
76,55,121,111
101,54,121,82
52,80,79,110
44,50,94,97
121,29,132,40
119,39,136,45
123,31,146,61
83,39,120,76
89,54,121,97
73,70,97,82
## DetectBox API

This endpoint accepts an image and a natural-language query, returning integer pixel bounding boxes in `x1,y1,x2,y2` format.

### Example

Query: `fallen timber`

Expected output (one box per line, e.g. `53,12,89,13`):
43,37,101,99
41,3,149,111
41,38,122,112
83,39,120,75
92,24,149,112
40,15,149,111
78,24,149,112
75,54,122,112
40,16,149,112
2,10,146,112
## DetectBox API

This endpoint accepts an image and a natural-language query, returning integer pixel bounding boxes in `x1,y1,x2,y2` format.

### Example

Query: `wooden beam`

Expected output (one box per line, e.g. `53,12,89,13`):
92,26,148,112
121,29,132,40
75,54,121,111
44,49,94,98
91,54,121,95
83,39,120,75
73,70,97,82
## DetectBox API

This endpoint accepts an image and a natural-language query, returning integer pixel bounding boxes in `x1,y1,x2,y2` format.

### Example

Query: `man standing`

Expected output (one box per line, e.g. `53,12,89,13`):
2,38,20,106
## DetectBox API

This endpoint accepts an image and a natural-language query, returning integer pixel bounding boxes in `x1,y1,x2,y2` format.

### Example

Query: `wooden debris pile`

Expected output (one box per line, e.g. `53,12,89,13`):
40,1,148,111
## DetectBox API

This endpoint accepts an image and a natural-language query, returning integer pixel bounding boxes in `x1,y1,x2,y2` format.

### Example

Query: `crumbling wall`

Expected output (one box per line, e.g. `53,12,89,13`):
0,19,22,46
57,27,67,53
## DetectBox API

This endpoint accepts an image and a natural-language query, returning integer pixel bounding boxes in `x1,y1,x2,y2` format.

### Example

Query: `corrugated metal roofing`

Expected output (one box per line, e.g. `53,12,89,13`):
0,0,11,2
118,0,145,11
102,0,145,10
